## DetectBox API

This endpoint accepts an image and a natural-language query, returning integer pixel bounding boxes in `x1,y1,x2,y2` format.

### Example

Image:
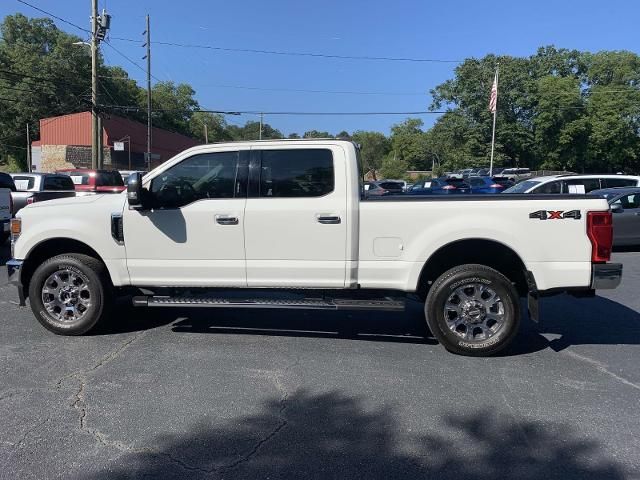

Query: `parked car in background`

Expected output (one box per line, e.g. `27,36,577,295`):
408,177,471,195
375,180,405,194
501,168,531,181
591,187,640,246
57,169,126,195
0,172,15,243
503,174,640,194
489,176,515,189
9,173,76,214
466,176,511,194
364,182,388,197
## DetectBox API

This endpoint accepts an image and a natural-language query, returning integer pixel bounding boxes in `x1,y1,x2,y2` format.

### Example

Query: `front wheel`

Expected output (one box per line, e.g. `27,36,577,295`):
28,254,112,335
425,264,520,356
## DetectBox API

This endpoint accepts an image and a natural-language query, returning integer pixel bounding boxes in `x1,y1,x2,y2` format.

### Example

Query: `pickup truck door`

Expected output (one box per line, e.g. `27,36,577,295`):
244,146,348,287
123,150,248,286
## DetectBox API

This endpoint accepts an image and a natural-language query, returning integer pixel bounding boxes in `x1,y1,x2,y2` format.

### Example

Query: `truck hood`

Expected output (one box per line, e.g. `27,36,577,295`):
18,193,125,212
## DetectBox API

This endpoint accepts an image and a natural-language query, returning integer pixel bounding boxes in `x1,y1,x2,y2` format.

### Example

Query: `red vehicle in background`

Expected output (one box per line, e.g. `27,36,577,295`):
56,169,125,195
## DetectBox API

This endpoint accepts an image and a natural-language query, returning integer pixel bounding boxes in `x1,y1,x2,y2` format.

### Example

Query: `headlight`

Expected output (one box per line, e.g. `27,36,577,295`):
10,218,21,258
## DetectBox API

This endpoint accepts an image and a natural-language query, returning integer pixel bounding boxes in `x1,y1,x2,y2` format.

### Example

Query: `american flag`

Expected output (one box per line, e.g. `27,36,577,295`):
489,72,498,113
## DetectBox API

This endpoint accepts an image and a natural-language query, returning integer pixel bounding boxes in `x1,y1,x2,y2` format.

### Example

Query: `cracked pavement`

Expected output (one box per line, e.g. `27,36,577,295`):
1,244,639,479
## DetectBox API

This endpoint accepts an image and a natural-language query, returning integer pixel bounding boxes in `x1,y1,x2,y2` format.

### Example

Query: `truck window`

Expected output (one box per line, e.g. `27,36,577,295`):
43,176,75,191
259,149,334,198
534,181,562,194
12,175,36,191
151,151,239,208
562,178,601,193
602,178,638,188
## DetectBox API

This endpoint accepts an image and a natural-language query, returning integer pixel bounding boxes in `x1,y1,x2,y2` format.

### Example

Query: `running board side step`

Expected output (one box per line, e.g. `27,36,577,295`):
132,295,405,311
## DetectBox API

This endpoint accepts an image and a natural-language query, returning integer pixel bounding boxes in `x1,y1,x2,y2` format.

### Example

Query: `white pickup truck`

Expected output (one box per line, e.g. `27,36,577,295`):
6,140,623,355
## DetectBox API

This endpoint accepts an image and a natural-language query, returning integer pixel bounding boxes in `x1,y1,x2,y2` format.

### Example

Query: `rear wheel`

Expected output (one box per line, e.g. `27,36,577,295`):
28,254,112,335
425,264,520,356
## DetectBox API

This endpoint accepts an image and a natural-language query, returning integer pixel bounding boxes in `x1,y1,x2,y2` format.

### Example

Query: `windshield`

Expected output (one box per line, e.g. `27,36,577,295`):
503,180,540,193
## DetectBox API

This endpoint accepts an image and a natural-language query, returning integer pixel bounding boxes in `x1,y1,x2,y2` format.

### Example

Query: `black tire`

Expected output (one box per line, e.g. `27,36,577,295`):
28,254,112,335
425,264,520,356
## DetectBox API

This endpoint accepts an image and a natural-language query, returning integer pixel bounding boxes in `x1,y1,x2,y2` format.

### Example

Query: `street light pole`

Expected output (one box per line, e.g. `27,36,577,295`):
91,0,98,170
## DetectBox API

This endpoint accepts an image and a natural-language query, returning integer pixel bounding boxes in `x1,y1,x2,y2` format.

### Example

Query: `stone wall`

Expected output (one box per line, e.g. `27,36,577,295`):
39,145,113,172
40,145,73,172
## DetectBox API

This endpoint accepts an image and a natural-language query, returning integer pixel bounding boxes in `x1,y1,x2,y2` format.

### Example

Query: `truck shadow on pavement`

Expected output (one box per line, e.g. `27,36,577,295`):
85,389,626,480
100,293,640,355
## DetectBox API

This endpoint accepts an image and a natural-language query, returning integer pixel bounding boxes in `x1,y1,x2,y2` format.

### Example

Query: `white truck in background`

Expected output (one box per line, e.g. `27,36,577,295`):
6,140,623,356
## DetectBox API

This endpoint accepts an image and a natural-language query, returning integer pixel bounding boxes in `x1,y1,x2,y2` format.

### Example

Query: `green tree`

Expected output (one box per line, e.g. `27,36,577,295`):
149,81,198,135
351,130,390,178
227,121,283,140
0,14,93,167
389,118,431,170
189,111,229,142
379,152,409,179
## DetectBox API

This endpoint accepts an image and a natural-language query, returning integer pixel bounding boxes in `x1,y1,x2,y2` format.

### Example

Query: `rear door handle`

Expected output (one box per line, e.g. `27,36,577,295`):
216,215,239,225
317,215,341,224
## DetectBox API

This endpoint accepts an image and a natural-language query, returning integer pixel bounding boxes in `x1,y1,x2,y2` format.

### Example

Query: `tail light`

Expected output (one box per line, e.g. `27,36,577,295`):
26,197,35,205
442,185,456,190
490,184,504,189
10,218,21,258
587,211,613,263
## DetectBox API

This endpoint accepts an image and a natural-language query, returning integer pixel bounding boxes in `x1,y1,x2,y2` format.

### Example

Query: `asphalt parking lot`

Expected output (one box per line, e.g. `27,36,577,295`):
1,245,639,480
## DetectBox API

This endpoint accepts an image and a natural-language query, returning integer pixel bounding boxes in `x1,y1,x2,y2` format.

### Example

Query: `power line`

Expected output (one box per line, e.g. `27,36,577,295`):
103,40,162,82
99,104,449,115
194,84,427,96
110,37,463,63
16,0,90,34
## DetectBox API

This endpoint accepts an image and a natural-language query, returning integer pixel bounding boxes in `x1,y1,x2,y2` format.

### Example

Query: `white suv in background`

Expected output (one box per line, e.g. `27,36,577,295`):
503,174,640,194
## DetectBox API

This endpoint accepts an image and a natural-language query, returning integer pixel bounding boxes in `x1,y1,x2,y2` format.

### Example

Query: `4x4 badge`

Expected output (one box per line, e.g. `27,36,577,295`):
529,210,581,220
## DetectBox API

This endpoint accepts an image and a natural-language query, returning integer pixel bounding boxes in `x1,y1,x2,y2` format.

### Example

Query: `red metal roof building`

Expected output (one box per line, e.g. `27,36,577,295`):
32,111,200,172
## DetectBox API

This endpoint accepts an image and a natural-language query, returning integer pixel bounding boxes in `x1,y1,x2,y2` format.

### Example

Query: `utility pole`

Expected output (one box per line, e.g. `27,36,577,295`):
143,15,152,170
91,0,99,170
259,113,263,140
204,123,208,143
26,123,31,171
89,1,110,169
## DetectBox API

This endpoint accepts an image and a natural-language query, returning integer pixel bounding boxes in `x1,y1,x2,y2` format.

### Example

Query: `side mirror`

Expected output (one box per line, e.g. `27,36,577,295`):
127,172,145,209
611,203,624,214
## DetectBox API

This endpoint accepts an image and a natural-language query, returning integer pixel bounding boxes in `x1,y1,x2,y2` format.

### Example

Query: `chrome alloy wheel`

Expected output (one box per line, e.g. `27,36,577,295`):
443,283,505,342
41,269,92,322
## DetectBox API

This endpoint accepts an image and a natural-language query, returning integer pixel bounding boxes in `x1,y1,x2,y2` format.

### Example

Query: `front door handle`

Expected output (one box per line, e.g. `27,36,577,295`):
317,215,341,224
216,216,239,225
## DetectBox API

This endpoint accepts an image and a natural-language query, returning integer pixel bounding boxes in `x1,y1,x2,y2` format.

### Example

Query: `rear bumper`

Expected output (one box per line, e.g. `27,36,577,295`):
591,263,623,290
6,259,25,306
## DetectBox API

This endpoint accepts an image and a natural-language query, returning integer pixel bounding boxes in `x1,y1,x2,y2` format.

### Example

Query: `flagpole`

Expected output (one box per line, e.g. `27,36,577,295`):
489,65,499,176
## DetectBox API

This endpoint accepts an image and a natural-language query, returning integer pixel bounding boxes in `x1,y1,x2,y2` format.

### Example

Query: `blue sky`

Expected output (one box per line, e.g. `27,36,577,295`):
2,0,638,135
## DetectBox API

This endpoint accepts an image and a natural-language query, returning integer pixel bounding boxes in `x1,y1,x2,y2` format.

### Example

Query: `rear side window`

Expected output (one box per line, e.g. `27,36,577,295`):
12,175,36,191
469,177,486,187
602,178,638,188
562,178,601,194
535,181,562,194
44,176,75,191
259,149,334,198
0,173,16,191
96,171,125,187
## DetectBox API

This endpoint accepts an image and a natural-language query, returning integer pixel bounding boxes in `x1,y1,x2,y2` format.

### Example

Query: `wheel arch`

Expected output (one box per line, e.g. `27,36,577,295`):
416,238,529,299
21,238,111,298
